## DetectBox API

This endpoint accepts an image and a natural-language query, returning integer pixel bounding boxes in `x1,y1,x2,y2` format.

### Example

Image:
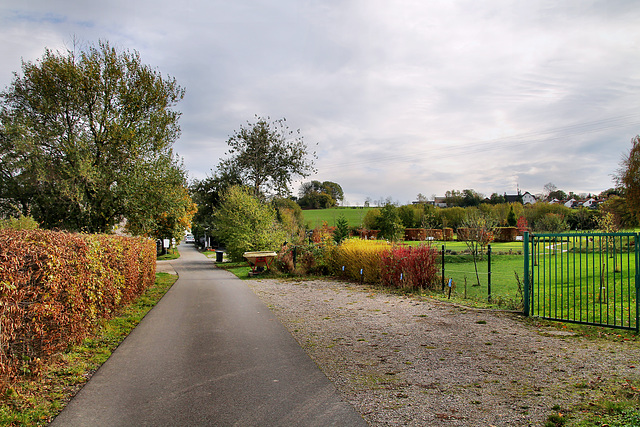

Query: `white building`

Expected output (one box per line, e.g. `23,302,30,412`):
522,192,537,205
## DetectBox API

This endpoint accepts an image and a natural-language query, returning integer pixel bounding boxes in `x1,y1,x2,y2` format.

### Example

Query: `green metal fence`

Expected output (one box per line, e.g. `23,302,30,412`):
524,231,639,332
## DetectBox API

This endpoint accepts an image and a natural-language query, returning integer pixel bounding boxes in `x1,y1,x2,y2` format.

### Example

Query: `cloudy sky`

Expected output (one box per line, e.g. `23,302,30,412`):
2,1,640,205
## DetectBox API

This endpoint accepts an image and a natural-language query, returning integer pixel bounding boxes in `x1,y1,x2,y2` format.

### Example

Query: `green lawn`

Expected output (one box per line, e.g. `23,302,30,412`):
302,207,373,228
530,251,637,330
407,240,524,252
157,247,180,260
440,253,525,308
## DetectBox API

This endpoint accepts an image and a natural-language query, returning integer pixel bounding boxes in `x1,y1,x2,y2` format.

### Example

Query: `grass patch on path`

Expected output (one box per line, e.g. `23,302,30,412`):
212,260,253,279
0,272,178,426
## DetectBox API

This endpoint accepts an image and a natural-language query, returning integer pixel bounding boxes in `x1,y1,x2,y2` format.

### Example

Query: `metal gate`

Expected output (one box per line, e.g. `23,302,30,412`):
524,231,639,332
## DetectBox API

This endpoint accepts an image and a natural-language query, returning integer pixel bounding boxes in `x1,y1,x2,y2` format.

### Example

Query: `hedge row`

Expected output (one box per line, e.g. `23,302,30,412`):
0,229,156,390
404,228,454,241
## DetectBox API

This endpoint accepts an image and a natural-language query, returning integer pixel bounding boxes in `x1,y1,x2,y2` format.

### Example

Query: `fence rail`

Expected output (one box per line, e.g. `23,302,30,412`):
524,231,639,332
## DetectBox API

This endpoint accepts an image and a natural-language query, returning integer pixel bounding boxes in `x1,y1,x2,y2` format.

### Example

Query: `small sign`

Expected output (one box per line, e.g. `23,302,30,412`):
163,239,170,248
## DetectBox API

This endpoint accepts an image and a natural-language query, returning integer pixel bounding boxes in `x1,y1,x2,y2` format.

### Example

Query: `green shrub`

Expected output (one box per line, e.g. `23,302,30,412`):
213,186,286,261
0,215,39,230
439,207,466,230
378,204,404,241
536,213,569,233
276,242,331,275
333,215,350,244
398,204,423,228
524,202,571,231
362,208,381,230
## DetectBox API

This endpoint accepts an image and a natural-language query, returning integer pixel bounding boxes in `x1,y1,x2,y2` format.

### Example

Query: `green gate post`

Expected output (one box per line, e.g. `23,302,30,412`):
524,232,530,316
487,244,492,303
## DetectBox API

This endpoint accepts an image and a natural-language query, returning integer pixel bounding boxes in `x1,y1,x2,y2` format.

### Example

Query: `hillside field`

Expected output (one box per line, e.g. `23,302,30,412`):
302,207,374,228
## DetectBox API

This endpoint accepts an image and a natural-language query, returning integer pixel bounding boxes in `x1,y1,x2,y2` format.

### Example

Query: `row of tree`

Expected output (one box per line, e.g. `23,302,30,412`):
0,42,322,245
360,202,603,241
193,132,640,253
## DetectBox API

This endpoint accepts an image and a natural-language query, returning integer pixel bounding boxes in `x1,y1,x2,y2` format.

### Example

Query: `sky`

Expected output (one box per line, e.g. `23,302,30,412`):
1,0,640,205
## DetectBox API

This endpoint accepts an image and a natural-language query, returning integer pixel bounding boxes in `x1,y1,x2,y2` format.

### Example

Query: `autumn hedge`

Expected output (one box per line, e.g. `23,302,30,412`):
0,229,156,390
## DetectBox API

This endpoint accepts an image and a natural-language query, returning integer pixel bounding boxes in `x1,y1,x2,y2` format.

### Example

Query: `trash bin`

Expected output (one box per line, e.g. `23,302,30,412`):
215,250,224,263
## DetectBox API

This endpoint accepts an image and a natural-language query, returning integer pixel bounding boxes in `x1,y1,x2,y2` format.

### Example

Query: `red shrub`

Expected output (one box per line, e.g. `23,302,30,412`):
380,244,439,290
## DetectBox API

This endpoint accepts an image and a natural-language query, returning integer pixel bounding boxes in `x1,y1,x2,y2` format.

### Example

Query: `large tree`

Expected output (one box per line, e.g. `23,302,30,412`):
217,116,316,198
0,41,187,234
616,135,640,223
444,189,483,207
189,170,243,242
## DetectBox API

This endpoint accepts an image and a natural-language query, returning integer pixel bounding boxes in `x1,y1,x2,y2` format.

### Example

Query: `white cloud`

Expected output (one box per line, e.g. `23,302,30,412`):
1,0,640,204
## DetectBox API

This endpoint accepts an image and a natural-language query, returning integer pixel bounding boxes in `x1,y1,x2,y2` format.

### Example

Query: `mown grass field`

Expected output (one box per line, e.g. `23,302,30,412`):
301,207,373,228
439,253,525,307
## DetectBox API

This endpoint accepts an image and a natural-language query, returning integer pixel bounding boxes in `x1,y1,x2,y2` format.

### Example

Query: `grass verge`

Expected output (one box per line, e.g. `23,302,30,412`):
0,272,178,426
213,261,254,279
548,376,640,426
157,247,180,260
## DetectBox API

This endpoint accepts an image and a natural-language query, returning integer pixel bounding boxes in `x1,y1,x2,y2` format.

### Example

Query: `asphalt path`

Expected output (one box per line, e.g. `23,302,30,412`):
50,243,366,426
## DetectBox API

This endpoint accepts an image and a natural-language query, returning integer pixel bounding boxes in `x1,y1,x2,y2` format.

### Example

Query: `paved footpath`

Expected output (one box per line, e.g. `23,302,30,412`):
51,244,366,426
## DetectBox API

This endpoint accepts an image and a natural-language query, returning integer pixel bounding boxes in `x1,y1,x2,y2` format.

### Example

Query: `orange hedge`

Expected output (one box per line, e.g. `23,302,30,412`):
0,230,155,390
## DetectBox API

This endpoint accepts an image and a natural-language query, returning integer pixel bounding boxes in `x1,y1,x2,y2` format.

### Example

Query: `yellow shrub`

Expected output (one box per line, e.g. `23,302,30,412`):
330,238,391,283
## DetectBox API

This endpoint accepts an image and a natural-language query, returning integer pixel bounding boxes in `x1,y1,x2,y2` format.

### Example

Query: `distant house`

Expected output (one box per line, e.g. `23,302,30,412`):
504,191,536,205
582,198,599,209
431,197,448,208
564,198,578,208
414,197,448,207
522,192,537,205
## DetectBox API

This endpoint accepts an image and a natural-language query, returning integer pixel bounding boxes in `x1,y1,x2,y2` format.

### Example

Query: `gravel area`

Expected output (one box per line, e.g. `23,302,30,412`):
247,278,640,426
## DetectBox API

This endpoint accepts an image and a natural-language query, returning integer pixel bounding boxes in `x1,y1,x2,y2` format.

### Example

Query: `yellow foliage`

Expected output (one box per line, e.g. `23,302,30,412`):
330,238,391,283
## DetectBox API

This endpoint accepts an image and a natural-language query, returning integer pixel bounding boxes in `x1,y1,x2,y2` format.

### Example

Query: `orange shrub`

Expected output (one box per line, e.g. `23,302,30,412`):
0,230,155,390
